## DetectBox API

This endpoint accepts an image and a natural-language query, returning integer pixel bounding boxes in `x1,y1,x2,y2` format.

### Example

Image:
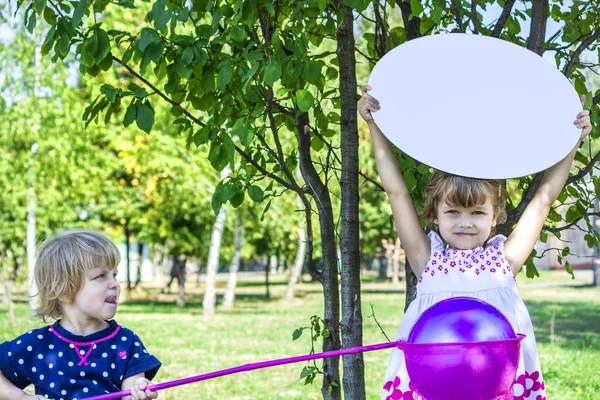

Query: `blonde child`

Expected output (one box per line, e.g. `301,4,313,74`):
0,230,161,400
358,86,592,400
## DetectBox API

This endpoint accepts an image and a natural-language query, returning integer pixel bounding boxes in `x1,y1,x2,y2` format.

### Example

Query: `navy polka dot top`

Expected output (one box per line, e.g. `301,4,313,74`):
0,320,161,400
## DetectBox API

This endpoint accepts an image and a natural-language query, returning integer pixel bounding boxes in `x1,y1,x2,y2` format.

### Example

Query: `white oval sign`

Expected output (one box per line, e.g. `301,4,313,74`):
368,33,582,179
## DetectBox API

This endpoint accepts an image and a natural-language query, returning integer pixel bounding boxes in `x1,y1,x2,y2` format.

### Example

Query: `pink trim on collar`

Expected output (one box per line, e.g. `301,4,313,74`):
50,324,121,366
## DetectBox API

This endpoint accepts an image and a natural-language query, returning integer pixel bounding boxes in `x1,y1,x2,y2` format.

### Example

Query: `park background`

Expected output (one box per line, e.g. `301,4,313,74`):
1,0,600,398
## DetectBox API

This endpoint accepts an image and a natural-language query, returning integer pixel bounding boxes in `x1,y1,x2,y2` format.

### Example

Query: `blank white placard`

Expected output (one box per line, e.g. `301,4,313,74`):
368,33,582,179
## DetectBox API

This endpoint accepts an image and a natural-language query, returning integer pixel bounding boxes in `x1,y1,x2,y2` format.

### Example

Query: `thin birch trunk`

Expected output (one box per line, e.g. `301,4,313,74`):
203,169,229,315
222,218,244,310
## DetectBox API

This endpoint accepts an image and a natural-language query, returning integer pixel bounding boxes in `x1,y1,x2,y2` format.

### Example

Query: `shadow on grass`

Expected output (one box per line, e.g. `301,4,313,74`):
524,298,600,350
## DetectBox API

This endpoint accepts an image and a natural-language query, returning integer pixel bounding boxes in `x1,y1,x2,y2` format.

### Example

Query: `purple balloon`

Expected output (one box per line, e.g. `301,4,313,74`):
408,297,517,343
398,297,525,400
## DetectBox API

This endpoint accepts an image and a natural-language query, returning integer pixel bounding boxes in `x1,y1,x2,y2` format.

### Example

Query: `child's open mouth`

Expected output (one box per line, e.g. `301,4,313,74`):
105,296,118,304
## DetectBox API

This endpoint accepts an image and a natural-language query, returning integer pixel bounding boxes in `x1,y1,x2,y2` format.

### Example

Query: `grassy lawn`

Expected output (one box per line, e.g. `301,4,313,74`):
1,270,598,399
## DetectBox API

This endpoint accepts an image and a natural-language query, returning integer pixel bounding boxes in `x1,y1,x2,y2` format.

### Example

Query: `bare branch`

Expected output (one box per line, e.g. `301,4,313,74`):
564,27,600,77
491,0,516,38
265,87,302,191
534,247,595,259
506,173,544,225
566,151,600,185
471,0,479,34
543,218,583,233
452,0,465,33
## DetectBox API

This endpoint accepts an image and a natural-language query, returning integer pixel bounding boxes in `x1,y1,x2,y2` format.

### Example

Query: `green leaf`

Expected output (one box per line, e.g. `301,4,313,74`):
182,47,194,64
134,87,147,99
152,0,172,30
296,89,314,112
248,185,264,202
263,60,281,86
123,101,137,127
220,132,235,167
409,0,424,19
403,170,417,192
301,60,321,85
209,140,228,171
230,25,245,42
565,205,579,222
211,181,228,215
583,92,593,109
175,55,192,80
194,126,211,146
72,0,88,27
292,328,303,341
574,77,587,95
342,0,368,12
217,60,232,90
26,9,37,34
138,29,159,52
300,366,315,379
230,190,245,208
564,260,574,279
135,101,154,133
311,135,324,151
34,0,46,14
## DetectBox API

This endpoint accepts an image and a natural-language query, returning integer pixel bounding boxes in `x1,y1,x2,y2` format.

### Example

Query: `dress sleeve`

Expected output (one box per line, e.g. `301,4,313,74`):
122,332,162,381
0,337,33,389
427,230,445,252
487,234,507,248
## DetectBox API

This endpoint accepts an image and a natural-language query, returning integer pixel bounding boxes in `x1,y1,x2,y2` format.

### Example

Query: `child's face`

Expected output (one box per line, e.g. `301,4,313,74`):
71,266,120,322
434,196,497,250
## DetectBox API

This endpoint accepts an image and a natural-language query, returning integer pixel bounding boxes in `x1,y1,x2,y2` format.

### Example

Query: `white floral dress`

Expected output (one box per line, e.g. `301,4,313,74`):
382,231,546,400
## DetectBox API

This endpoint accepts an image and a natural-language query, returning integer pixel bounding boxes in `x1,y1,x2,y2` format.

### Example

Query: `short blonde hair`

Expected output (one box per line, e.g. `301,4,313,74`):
422,170,507,224
33,230,120,321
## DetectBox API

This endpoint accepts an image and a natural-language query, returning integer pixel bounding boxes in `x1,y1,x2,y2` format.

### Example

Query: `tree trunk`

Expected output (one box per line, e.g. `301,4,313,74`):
176,256,187,307
297,112,341,399
203,197,228,316
124,222,132,293
151,244,162,280
222,218,244,310
269,253,278,275
27,41,42,312
527,0,549,56
1,259,15,328
286,217,306,300
337,5,365,398
404,259,418,312
265,255,271,300
278,253,286,274
392,238,402,285
135,242,143,289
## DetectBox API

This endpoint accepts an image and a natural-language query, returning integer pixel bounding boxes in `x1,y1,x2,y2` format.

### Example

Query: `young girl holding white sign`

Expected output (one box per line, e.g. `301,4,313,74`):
359,85,591,400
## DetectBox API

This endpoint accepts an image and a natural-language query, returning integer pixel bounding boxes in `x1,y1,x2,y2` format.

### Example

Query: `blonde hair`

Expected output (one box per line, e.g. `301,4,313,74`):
422,171,507,224
33,230,120,322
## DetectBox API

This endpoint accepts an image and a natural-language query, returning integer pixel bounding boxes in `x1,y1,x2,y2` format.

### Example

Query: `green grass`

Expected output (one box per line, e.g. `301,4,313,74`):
1,271,599,399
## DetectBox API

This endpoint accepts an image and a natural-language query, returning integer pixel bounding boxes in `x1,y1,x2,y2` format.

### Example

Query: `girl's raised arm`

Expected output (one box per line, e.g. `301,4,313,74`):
504,106,592,274
359,86,430,275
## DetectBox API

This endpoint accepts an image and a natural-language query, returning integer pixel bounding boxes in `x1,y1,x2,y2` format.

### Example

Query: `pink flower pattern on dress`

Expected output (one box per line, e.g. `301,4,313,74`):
383,376,414,400
418,233,516,283
512,371,543,400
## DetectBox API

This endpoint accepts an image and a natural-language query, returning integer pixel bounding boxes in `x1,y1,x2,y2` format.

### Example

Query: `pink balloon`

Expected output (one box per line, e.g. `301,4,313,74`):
398,297,525,400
